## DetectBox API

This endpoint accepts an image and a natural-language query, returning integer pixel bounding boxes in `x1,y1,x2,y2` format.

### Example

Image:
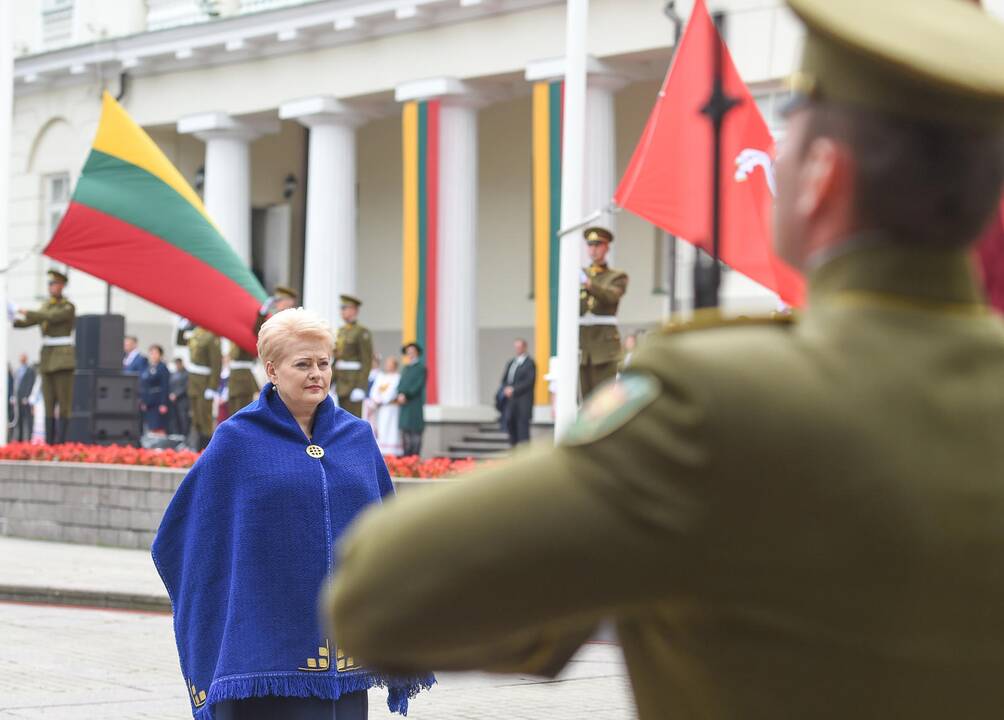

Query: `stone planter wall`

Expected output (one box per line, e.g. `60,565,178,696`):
0,461,445,549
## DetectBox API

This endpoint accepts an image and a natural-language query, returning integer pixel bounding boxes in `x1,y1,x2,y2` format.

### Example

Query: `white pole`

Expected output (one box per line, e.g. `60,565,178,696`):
554,0,589,441
0,2,14,445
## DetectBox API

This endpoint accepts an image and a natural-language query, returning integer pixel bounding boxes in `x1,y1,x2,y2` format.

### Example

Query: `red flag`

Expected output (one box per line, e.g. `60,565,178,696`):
615,0,805,306
976,199,1004,313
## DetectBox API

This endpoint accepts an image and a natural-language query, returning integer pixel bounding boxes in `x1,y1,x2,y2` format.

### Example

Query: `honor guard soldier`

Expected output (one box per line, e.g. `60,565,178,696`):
326,2,1004,718
579,227,628,399
228,285,298,413
12,269,75,444
334,294,373,418
187,326,222,450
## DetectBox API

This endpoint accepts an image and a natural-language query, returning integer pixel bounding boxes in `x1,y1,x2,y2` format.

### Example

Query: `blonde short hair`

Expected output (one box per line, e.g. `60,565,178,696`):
257,307,335,365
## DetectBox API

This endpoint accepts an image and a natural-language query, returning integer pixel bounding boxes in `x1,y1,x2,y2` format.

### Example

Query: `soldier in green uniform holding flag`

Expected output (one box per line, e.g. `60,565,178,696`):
579,227,628,400
228,285,298,414
187,326,221,450
12,269,75,444
325,1,1004,718
334,294,373,418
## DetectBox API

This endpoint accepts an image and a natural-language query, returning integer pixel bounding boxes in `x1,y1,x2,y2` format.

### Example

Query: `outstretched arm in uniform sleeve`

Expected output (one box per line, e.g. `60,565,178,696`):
359,331,373,392
325,347,712,676
586,272,628,306
14,302,72,328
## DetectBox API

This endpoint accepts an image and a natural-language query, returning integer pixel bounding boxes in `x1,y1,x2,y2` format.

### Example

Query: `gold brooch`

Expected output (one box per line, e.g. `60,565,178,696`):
306,444,325,459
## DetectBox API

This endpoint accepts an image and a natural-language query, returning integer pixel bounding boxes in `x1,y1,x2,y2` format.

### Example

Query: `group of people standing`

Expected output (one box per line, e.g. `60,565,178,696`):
364,341,427,457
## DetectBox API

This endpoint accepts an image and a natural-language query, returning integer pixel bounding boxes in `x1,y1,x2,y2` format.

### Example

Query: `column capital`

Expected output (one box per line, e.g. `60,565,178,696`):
524,56,628,91
394,77,493,108
177,111,279,142
279,95,368,129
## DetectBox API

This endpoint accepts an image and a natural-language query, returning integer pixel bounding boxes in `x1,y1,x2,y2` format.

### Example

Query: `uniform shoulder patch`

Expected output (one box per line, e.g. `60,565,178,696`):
563,372,660,446
659,309,796,336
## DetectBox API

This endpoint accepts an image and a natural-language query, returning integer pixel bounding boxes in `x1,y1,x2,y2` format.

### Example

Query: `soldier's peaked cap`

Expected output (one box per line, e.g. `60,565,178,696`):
785,0,1004,126
340,294,362,308
584,227,614,244
47,269,68,284
273,285,298,300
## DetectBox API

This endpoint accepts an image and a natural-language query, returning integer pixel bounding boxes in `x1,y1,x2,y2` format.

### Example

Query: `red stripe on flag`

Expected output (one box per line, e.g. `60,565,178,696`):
45,202,262,353
425,100,440,405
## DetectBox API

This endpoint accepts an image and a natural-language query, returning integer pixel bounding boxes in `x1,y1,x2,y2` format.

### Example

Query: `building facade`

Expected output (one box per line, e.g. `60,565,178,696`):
9,0,808,416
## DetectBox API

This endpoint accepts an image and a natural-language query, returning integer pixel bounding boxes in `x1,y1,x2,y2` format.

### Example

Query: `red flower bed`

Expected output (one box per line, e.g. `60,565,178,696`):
0,442,479,478
0,442,200,468
383,455,479,479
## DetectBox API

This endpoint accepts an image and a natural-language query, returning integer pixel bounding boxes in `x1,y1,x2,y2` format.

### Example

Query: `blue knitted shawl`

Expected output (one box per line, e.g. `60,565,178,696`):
152,383,434,718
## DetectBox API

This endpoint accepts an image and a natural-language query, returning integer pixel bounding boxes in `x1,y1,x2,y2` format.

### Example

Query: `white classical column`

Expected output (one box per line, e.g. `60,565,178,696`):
527,56,625,264
0,1,13,443
279,96,364,327
177,112,278,264
396,78,481,408
585,74,626,262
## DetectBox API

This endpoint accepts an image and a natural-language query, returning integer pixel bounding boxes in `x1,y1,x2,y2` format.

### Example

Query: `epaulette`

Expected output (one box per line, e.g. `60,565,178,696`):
658,308,798,336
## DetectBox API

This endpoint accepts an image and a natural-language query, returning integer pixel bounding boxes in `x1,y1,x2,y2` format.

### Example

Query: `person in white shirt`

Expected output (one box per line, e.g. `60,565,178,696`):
369,356,403,456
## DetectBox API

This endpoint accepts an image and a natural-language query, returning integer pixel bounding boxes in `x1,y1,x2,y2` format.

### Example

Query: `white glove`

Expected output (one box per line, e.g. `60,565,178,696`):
7,302,17,322
349,388,366,403
579,269,588,284
204,389,216,400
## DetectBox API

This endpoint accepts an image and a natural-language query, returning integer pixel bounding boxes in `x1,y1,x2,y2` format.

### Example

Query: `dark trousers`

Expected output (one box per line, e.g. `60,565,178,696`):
215,690,368,719
169,396,190,437
504,406,531,446
402,430,423,457
14,401,33,442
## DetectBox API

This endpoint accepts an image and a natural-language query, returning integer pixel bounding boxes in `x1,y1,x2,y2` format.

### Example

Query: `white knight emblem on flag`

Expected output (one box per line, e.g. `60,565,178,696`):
734,148,776,197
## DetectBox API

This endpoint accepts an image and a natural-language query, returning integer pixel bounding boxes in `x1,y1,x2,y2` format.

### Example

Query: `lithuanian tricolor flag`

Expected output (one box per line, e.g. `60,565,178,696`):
45,92,267,353
532,80,563,405
401,99,439,404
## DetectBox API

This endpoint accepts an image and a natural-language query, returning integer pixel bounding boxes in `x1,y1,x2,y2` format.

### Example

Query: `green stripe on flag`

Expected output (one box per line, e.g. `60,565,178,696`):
73,150,267,302
548,82,563,353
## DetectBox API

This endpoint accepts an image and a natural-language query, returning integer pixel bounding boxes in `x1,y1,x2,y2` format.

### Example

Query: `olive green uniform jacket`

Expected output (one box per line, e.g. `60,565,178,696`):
187,329,222,437
334,322,373,398
327,243,1004,720
14,297,76,373
228,314,264,407
579,264,628,365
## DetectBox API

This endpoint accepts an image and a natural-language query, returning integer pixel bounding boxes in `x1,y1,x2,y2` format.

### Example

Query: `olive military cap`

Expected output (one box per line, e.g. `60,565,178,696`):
47,269,68,284
340,294,362,308
273,285,298,300
786,0,1004,126
583,227,614,244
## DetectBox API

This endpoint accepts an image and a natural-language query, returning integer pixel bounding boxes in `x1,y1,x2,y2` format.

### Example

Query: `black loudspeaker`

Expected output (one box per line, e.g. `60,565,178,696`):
67,370,141,446
71,370,139,414
75,314,125,371
66,413,141,446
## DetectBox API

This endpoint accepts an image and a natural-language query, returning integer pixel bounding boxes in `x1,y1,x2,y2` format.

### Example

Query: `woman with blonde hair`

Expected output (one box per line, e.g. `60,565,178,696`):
153,308,433,720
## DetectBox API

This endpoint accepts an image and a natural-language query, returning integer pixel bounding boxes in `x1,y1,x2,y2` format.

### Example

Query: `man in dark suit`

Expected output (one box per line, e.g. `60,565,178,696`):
12,354,37,442
123,335,148,375
498,338,536,447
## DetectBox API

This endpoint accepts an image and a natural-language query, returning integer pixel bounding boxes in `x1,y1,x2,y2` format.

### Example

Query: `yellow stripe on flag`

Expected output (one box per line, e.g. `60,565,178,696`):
532,82,552,406
92,92,217,231
401,102,420,346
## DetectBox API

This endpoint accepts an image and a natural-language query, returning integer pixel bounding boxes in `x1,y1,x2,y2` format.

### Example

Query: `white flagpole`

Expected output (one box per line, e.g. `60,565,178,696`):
554,0,589,441
0,2,14,445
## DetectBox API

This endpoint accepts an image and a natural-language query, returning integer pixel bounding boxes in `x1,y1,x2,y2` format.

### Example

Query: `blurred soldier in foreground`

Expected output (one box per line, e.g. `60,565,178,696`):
228,285,297,413
578,227,628,399
12,269,75,444
325,1,1004,718
334,295,373,418
187,326,221,450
